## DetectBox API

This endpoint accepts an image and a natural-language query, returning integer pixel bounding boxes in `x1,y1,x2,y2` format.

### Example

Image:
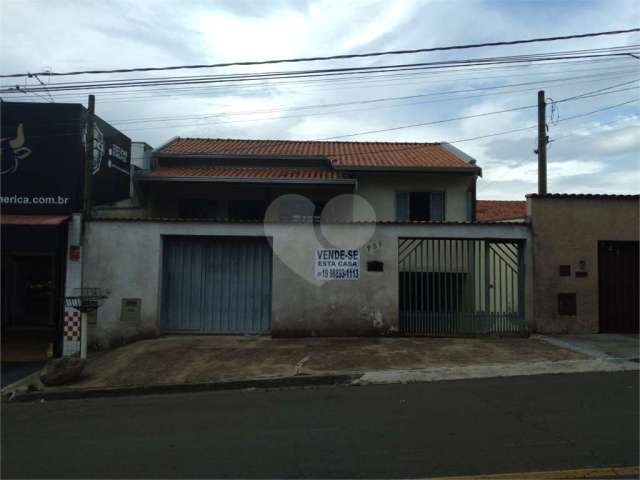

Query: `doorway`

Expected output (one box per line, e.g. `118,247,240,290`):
598,241,639,333
1,254,59,361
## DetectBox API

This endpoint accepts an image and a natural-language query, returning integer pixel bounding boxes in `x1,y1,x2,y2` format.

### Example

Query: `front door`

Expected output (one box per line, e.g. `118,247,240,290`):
598,241,639,333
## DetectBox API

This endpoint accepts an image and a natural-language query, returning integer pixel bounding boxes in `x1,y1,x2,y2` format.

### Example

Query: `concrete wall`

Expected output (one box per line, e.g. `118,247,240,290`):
84,219,530,346
529,196,639,333
354,172,474,222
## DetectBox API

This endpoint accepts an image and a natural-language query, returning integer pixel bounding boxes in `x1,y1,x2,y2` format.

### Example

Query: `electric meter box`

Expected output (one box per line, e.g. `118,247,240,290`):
121,298,141,323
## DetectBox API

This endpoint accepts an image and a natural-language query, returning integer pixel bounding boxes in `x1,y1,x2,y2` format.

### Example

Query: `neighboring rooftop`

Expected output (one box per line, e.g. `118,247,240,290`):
526,193,640,199
156,138,480,171
476,200,527,222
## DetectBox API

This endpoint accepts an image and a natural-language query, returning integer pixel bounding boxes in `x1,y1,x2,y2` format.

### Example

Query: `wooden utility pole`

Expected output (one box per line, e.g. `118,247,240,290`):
537,90,547,195
83,94,95,219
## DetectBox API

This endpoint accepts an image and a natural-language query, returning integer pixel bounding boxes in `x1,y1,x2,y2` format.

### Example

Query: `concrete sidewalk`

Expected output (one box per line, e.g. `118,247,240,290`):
3,335,638,400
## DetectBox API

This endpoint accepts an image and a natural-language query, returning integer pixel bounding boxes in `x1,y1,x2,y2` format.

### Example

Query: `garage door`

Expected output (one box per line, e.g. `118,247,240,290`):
161,236,272,334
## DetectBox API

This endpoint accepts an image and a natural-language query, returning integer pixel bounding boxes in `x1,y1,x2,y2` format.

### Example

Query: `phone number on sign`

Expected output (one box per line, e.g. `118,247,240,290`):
317,268,360,280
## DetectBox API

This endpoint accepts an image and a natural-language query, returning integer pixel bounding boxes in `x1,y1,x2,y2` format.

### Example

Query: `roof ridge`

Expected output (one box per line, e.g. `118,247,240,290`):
175,137,443,146
156,165,331,170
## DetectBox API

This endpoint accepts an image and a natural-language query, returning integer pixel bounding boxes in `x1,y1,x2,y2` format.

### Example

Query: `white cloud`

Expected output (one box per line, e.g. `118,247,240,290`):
0,0,638,199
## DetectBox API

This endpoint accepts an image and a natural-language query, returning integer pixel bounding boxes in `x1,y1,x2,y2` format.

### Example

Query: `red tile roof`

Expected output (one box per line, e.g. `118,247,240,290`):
157,138,477,170
144,166,342,180
476,200,527,222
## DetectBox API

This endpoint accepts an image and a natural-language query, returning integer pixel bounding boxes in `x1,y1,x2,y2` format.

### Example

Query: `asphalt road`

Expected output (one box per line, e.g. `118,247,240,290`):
2,371,638,478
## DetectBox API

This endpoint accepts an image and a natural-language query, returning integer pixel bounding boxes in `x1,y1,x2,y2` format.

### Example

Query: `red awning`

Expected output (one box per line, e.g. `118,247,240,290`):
0,214,70,225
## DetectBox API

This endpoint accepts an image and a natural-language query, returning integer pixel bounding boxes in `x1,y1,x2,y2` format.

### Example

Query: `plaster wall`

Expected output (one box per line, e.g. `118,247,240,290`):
354,172,474,222
84,220,530,346
529,196,639,333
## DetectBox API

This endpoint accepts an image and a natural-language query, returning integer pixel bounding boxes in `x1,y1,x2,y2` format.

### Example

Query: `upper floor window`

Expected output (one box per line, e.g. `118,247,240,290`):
396,191,445,222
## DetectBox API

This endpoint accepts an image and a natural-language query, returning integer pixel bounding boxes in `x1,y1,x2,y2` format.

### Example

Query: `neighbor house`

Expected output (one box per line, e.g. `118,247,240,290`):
0,101,132,360
476,200,527,222
528,193,639,334
85,138,531,349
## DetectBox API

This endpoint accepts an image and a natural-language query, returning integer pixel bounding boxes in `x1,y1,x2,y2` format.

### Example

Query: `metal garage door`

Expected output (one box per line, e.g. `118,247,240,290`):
161,236,272,334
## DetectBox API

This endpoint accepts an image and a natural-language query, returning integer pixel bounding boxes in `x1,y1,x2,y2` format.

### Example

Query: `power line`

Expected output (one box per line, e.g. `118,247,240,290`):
6,79,637,142
5,70,636,130
3,54,636,106
2,28,638,78
4,48,639,95
6,44,639,89
89,75,640,126
316,81,639,141
7,54,633,98
328,97,639,157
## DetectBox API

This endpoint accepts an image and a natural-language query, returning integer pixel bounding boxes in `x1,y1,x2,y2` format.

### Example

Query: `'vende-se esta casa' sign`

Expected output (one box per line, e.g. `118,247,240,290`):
315,248,360,280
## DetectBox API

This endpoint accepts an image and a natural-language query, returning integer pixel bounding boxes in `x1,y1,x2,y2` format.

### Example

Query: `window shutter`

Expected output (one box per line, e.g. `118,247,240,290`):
430,192,445,221
396,192,410,221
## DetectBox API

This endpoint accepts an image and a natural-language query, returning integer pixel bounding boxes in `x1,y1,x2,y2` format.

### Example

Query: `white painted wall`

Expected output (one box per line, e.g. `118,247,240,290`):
354,172,474,222
84,219,530,347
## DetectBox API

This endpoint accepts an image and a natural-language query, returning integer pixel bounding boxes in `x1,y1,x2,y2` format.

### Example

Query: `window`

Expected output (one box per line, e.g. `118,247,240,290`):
178,199,217,218
396,191,445,221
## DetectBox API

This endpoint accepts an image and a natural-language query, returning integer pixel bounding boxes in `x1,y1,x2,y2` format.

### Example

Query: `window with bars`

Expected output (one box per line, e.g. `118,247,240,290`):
395,191,445,222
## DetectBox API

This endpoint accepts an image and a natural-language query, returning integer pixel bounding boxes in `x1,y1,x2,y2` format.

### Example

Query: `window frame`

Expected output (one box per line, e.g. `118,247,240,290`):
395,190,446,222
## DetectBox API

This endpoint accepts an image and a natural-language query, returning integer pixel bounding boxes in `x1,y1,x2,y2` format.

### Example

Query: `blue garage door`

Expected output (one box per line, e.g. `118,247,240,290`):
161,236,272,334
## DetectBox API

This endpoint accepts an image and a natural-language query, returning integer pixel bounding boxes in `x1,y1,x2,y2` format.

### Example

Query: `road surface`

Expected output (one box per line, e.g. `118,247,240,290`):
2,371,638,478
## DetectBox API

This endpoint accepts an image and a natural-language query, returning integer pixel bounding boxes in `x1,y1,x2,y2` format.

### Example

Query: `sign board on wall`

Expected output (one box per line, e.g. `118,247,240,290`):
315,249,360,280
0,102,131,214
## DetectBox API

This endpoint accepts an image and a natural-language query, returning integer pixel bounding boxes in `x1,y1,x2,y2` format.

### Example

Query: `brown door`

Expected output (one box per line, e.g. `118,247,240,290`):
598,241,639,333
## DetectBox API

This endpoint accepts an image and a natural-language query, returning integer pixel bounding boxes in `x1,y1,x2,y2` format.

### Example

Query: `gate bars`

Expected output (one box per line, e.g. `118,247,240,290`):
398,238,526,336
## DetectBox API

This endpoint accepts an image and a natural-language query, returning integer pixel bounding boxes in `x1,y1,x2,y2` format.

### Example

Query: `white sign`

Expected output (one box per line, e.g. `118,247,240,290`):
315,248,360,280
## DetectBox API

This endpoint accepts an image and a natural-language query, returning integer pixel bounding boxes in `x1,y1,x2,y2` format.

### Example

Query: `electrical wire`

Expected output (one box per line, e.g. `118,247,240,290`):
7,54,634,100
2,28,638,78
316,82,639,141
5,76,637,134
4,49,639,95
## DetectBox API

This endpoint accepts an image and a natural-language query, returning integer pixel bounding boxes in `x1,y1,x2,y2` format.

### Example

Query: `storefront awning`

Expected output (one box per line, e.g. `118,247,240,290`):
0,215,70,225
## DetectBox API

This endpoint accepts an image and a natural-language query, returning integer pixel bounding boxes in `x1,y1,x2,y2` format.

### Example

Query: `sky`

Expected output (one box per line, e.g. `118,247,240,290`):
1,0,639,199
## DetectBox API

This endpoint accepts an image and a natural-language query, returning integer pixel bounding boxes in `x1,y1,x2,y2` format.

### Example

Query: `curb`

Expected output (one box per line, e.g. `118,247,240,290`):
5,373,361,403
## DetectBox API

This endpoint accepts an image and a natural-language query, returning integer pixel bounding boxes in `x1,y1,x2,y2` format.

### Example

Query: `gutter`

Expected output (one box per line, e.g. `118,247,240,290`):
334,165,482,175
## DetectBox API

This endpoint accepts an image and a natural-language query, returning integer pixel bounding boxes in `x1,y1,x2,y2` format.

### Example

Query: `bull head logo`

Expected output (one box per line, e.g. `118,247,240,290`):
1,124,32,175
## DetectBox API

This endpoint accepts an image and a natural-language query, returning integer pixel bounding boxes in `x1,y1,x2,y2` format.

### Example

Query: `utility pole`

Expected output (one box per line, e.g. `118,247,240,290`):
83,94,95,219
80,94,95,360
537,90,548,195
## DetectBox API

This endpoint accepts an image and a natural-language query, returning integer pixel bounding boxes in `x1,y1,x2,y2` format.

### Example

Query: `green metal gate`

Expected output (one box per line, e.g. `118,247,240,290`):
398,238,526,336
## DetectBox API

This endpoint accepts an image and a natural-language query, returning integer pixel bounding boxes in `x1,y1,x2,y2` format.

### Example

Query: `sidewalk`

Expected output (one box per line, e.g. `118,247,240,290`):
3,335,638,401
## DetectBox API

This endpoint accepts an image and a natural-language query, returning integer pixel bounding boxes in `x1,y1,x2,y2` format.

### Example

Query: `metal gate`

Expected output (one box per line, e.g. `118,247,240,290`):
598,241,639,333
161,236,272,334
399,238,526,336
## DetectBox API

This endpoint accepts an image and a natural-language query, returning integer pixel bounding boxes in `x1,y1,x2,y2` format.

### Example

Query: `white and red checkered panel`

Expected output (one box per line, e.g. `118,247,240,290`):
63,310,81,356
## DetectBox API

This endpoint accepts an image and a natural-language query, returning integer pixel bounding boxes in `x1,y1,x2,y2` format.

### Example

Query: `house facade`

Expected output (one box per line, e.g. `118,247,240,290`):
85,138,532,348
528,194,639,334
